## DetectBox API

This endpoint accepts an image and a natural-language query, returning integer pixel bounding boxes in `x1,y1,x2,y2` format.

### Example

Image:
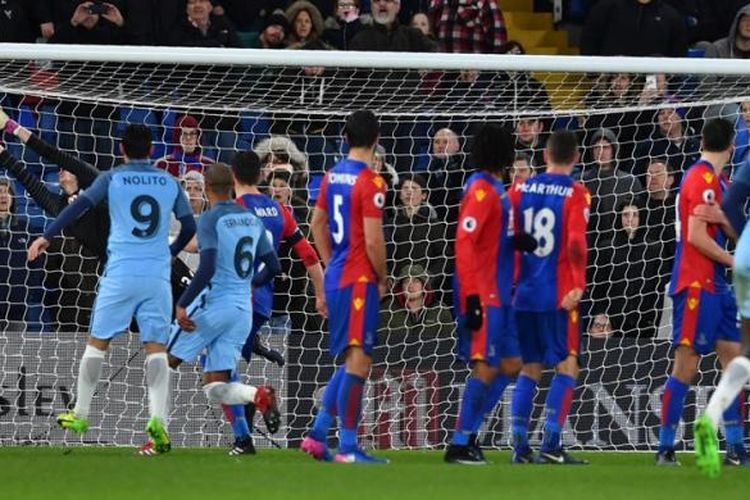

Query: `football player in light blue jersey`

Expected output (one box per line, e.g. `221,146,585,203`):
166,163,282,443
28,125,196,455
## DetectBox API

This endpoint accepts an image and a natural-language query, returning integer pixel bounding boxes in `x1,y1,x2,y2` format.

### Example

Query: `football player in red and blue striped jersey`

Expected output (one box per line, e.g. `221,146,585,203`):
510,130,590,465
301,110,388,464
444,123,524,465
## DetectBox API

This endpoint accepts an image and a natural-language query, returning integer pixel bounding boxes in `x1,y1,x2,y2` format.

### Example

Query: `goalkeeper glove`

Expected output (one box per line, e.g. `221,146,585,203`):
0,109,19,136
513,231,538,252
464,294,483,332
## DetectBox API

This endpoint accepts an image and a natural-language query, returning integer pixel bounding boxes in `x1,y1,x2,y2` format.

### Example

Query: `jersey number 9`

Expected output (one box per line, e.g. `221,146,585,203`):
130,195,160,239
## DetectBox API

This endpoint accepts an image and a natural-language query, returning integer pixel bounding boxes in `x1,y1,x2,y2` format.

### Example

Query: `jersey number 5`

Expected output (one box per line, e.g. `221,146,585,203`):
331,194,345,245
130,195,160,239
523,207,556,257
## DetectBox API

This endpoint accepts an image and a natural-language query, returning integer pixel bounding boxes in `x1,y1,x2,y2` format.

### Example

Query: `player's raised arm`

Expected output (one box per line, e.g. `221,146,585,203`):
27,170,112,261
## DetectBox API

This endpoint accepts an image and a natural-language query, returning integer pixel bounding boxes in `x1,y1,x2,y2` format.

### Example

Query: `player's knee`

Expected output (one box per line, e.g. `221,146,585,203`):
203,381,227,404
471,361,498,383
500,357,522,377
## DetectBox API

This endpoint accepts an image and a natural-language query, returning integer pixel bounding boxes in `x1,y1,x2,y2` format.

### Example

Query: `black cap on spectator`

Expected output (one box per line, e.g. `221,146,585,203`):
262,11,291,34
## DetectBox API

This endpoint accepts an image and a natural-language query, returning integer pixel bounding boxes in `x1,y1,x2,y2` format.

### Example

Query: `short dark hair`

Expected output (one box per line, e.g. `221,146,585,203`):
204,163,234,196
268,169,291,185
231,151,262,186
344,110,380,148
514,152,531,164
546,130,579,165
472,123,515,174
121,124,152,159
702,118,735,153
401,173,426,189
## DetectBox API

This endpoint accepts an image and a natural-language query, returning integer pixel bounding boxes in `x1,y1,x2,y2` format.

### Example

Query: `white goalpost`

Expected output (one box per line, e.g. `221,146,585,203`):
0,43,749,450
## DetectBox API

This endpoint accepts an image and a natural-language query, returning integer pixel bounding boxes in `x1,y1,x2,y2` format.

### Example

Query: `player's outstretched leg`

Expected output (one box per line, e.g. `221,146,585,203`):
302,366,345,462
510,373,537,464
694,415,721,478
57,343,107,435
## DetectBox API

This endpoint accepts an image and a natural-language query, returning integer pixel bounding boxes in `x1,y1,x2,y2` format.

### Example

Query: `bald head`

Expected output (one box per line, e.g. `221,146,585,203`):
433,128,460,158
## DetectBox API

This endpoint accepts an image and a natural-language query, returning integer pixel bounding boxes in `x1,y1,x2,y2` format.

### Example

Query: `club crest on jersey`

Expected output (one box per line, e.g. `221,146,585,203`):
353,297,364,311
373,192,385,209
702,189,716,204
702,172,714,184
475,189,487,202
462,216,478,232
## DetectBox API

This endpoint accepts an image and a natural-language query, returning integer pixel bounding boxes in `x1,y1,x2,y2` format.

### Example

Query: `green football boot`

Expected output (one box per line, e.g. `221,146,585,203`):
694,415,721,478
56,411,89,434
145,416,171,454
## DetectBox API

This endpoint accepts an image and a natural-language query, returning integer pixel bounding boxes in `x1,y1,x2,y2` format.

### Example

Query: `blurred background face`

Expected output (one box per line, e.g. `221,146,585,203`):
187,0,211,23
646,162,672,193
372,153,385,173
372,0,400,26
337,0,359,22
432,129,459,158
511,159,532,184
411,13,430,36
263,24,286,45
270,177,292,205
739,14,750,39
403,277,425,303
180,128,199,153
621,205,640,233
657,107,681,136
294,10,313,39
741,101,750,126
610,73,632,97
399,180,424,208
516,119,542,145
593,139,614,165
0,183,11,215
59,169,79,195
184,179,205,213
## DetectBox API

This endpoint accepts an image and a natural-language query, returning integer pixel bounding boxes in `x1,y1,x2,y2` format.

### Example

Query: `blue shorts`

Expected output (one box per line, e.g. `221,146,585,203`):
671,288,739,355
90,275,171,344
457,305,520,366
326,282,380,357
168,299,253,373
239,312,270,363
516,309,581,366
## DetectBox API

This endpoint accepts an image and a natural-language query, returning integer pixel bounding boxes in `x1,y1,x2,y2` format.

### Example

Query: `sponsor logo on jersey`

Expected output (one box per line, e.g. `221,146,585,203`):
373,192,385,209
462,216,477,232
702,189,716,204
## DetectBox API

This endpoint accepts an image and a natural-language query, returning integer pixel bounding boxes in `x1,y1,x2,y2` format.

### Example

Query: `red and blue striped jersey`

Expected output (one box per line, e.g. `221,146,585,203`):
315,159,386,291
669,160,730,296
455,171,515,313
236,193,299,318
512,173,590,312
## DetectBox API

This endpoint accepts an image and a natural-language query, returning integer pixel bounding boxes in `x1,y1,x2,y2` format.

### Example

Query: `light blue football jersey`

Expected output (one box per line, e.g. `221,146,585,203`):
83,160,192,282
196,200,273,310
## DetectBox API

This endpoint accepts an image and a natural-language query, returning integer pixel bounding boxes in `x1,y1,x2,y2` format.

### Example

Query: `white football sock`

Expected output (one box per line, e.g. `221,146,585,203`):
706,356,750,427
165,368,178,426
204,381,257,405
73,344,106,419
145,352,169,424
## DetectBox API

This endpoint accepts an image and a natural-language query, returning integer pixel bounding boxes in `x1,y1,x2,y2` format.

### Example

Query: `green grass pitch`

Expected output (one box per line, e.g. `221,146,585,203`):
3,448,747,500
